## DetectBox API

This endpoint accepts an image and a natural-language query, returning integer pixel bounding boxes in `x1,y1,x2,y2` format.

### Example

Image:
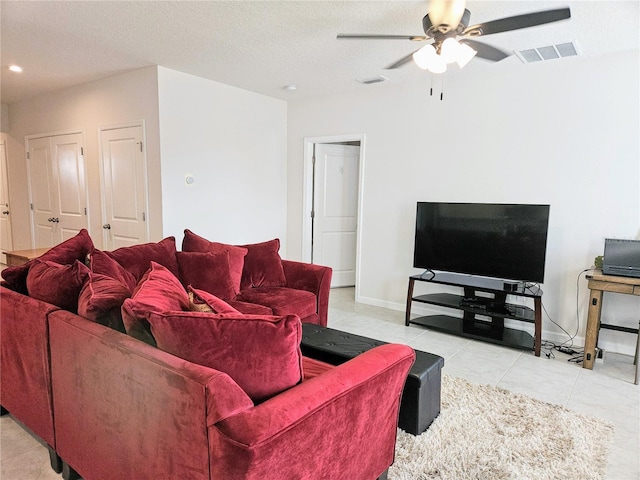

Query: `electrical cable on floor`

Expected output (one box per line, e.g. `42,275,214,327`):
533,268,595,361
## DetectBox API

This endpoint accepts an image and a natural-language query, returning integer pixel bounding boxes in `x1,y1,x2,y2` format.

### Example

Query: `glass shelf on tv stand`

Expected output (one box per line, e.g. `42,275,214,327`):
405,272,543,356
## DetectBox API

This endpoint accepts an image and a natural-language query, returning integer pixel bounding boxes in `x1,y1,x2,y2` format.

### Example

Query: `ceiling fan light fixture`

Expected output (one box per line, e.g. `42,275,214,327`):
412,44,447,73
440,37,461,63
428,0,466,32
455,42,477,68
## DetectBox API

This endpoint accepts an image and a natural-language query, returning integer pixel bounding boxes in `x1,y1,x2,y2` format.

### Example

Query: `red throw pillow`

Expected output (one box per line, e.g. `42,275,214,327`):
106,237,179,281
239,238,286,290
181,229,247,295
26,259,90,313
77,272,131,332
147,310,303,402
176,251,236,301
121,262,189,346
188,286,239,314
89,248,137,292
2,229,93,293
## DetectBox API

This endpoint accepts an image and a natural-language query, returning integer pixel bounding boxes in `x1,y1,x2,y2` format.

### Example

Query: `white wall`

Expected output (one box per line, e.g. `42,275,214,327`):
287,50,640,355
157,67,288,252
5,67,162,249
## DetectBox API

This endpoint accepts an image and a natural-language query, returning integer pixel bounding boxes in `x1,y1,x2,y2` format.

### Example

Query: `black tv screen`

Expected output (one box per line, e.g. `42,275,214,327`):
413,202,550,283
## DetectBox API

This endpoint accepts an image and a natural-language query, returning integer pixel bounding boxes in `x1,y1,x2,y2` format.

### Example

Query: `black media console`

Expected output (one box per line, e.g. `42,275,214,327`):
405,272,543,356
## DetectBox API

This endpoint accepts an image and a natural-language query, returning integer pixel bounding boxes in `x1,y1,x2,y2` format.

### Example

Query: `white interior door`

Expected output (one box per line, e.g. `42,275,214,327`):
27,136,58,247
0,140,13,262
51,133,88,241
100,124,148,250
312,143,360,287
27,133,88,247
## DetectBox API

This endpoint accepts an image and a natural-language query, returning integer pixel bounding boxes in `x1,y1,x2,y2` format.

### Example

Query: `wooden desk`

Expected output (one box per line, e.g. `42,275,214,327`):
583,270,640,369
2,247,50,267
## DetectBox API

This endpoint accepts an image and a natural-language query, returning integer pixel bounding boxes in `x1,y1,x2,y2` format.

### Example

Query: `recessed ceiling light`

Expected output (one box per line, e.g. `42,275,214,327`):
8,65,23,73
283,84,297,92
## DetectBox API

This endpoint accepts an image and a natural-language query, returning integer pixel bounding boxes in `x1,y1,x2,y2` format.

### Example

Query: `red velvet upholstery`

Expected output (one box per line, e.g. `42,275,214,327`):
1,229,93,293
238,239,286,290
148,311,303,402
282,260,333,326
48,309,414,480
0,287,59,448
121,262,189,346
236,287,316,319
89,249,137,292
77,272,131,332
26,260,90,314
227,299,273,315
182,229,248,295
106,236,179,281
188,286,240,314
176,251,236,300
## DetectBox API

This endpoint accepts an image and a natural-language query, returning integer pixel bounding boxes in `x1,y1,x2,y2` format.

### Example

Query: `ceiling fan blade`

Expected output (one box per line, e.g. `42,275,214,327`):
337,34,427,41
462,8,570,36
459,39,510,61
384,48,423,69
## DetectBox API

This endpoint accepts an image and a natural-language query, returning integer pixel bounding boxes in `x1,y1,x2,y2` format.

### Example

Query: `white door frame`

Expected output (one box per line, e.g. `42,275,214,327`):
302,134,366,298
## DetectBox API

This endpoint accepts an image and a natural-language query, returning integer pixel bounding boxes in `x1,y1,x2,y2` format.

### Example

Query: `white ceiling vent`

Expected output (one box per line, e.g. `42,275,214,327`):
515,41,579,63
357,75,388,85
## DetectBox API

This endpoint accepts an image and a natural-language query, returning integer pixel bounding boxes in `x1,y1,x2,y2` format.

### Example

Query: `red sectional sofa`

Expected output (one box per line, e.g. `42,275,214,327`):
0,230,415,480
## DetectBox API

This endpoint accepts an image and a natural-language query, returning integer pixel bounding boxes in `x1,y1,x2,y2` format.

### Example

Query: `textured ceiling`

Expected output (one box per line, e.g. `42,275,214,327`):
1,0,639,104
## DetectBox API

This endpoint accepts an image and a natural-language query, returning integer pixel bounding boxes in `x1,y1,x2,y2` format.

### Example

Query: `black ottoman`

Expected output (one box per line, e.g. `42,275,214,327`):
301,324,444,436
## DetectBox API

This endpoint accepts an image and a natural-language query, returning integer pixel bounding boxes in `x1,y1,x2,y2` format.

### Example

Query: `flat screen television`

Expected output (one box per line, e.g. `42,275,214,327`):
413,202,550,283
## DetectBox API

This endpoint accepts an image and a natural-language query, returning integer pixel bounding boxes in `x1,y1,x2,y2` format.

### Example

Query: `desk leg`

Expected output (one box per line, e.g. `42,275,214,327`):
583,288,603,369
534,297,542,357
405,278,415,326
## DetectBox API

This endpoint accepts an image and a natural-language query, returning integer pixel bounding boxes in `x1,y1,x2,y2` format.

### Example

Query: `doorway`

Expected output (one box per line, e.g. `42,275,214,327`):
302,134,365,292
0,139,12,263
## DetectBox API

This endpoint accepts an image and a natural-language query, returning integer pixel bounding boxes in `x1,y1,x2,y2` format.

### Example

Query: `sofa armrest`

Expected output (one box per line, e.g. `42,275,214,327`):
0,286,59,447
48,310,253,480
211,343,415,480
281,259,332,326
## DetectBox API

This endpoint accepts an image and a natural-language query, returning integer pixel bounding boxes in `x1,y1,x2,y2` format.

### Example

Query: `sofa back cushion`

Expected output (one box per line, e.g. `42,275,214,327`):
121,262,189,346
26,260,90,313
106,237,179,281
78,272,131,332
176,251,236,301
2,229,93,293
89,249,137,292
188,286,239,314
181,229,247,295
238,238,286,290
148,311,303,403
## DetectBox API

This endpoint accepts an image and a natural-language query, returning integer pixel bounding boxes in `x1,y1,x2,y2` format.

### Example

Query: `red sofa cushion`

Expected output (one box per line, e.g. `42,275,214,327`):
148,311,303,403
235,287,316,319
78,272,131,332
2,228,93,293
89,249,137,292
121,262,189,346
26,259,90,313
177,251,236,301
106,237,179,281
239,238,286,290
188,286,239,314
182,229,248,295
301,356,334,380
227,299,273,315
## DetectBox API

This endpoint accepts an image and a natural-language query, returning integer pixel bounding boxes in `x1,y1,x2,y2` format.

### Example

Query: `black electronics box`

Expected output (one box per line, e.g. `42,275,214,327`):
602,238,640,278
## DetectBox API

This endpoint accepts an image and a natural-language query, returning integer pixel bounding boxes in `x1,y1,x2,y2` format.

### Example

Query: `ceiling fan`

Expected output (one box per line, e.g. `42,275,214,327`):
337,0,571,73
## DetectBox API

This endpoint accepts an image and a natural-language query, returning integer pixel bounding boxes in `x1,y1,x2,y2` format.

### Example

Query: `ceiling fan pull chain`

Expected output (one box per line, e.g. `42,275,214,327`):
430,75,434,96
440,76,445,101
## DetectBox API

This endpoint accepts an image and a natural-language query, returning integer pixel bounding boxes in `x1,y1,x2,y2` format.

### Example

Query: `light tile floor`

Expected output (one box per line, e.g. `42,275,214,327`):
1,287,638,479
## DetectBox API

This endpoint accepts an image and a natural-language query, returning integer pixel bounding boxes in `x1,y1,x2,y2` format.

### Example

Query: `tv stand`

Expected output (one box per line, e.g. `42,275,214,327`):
406,273,543,356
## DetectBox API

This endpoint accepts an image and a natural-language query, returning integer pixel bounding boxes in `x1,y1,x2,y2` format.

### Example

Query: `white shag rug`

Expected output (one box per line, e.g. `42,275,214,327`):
390,374,614,480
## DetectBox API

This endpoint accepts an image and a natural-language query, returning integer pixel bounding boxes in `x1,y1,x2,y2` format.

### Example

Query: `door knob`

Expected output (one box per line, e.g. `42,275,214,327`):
2,210,8,215
54,217,59,223
103,224,111,230
48,218,53,222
